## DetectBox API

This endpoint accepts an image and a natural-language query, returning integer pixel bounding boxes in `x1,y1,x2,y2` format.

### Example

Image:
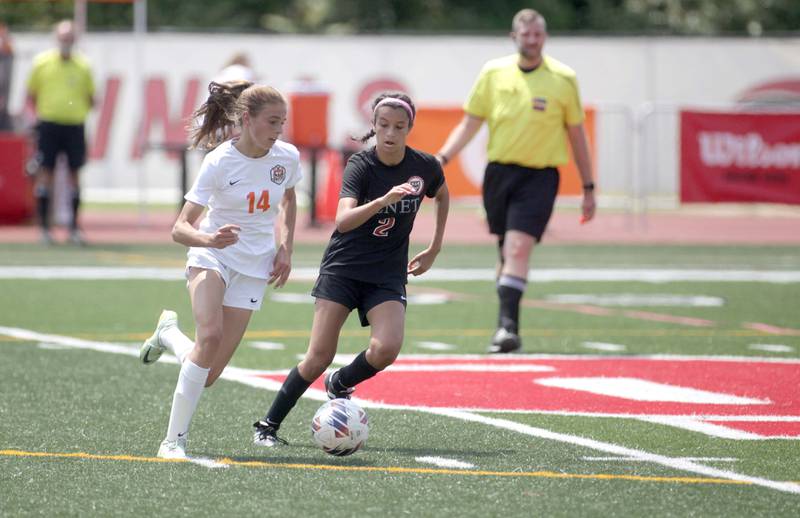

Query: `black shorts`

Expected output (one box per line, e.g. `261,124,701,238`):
36,121,86,170
312,273,406,327
482,162,559,242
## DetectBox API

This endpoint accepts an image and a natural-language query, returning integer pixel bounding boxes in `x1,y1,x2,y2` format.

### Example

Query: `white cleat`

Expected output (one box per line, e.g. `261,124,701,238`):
253,421,288,447
488,327,522,354
157,436,187,459
140,310,178,364
68,229,87,247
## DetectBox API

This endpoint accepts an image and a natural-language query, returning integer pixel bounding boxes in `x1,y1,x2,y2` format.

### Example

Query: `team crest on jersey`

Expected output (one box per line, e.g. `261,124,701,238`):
532,97,547,111
408,176,424,195
270,165,286,185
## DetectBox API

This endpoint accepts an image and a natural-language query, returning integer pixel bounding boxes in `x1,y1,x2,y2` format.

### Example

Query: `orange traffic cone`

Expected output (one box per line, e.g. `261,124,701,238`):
316,149,342,222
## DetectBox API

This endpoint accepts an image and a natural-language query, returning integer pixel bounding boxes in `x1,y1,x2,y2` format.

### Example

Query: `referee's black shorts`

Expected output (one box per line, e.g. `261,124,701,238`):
312,273,407,327
36,121,87,170
482,162,560,242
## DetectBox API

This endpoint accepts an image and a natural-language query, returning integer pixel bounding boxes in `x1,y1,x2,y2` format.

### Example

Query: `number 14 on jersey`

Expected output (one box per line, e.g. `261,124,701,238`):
247,191,270,213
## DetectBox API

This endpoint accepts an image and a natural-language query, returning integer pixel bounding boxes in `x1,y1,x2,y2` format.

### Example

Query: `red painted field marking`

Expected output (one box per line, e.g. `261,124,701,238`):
705,421,800,438
256,355,800,439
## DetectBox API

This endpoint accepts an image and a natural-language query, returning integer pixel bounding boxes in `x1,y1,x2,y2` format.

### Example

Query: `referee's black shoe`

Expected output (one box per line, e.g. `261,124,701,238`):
488,328,522,354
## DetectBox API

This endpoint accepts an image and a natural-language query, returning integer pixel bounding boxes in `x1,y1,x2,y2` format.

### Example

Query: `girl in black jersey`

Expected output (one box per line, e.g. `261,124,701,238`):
253,92,450,446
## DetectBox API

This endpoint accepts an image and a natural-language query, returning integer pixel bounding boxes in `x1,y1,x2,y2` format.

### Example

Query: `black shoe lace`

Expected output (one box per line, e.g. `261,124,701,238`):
253,421,288,445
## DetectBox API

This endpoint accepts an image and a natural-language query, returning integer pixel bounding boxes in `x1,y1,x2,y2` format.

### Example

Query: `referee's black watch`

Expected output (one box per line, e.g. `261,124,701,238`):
582,182,595,192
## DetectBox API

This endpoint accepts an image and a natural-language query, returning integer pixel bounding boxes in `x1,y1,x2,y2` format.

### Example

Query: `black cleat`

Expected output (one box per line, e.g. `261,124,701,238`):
488,328,522,353
323,371,355,400
252,421,288,447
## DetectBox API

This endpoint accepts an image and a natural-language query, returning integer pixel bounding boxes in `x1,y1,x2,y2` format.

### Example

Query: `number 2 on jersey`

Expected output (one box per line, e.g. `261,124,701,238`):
247,191,270,213
373,217,395,237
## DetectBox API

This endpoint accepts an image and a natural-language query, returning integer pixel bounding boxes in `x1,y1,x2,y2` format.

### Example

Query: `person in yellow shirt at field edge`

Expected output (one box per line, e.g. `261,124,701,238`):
436,8,596,354
26,19,95,245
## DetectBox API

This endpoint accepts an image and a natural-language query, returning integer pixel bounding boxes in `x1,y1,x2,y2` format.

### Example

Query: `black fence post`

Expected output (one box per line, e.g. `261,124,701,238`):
308,147,319,227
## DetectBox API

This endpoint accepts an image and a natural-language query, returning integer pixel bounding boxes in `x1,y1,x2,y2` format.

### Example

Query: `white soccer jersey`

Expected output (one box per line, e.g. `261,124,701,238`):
184,139,302,279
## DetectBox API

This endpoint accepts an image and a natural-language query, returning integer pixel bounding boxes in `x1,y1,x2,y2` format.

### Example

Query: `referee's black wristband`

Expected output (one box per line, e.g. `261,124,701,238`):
582,182,595,192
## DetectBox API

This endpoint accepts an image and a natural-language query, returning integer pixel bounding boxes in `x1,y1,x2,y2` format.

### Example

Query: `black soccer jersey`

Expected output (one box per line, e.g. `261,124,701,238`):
318,146,445,284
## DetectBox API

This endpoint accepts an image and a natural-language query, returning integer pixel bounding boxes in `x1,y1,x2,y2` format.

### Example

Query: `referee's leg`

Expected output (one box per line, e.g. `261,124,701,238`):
484,221,534,353
492,230,533,350
491,167,558,352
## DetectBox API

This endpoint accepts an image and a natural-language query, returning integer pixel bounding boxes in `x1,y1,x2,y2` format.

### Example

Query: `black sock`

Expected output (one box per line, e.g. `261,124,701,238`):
263,367,312,428
497,274,526,334
35,186,50,231
336,350,379,389
70,188,81,231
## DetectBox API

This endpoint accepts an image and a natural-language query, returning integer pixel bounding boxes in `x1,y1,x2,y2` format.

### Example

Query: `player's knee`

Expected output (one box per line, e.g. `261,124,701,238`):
368,337,402,370
301,350,335,379
195,325,223,352
505,240,531,262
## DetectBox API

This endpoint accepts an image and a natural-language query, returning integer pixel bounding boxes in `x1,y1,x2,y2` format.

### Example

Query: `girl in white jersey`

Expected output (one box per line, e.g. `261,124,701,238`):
138,80,301,459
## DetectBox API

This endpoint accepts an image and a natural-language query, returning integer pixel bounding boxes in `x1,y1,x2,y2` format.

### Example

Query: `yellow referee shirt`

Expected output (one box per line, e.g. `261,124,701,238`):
464,53,584,168
26,49,94,125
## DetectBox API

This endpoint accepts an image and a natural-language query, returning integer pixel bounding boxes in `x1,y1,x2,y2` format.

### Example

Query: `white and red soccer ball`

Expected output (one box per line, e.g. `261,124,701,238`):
311,399,369,456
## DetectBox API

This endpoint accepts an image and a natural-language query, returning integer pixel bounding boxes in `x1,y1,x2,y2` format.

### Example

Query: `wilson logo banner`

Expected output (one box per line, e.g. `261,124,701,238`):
680,111,800,204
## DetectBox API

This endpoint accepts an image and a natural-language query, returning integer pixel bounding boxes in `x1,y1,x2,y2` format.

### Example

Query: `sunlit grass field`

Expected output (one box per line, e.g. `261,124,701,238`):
1,242,799,516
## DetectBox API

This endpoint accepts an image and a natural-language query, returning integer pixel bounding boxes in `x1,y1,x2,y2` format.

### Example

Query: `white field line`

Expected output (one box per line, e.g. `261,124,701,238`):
8,330,799,424
381,353,800,365
406,293,450,305
533,377,770,405
384,364,555,373
186,456,229,469
416,341,456,351
749,344,795,353
581,341,627,352
581,457,739,462
425,408,800,421
269,293,314,304
415,456,475,469
249,341,286,351
424,408,800,495
638,417,766,440
2,266,800,283
3,325,800,492
547,294,725,307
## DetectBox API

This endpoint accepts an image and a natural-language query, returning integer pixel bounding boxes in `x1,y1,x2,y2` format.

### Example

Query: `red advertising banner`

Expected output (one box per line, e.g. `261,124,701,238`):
680,111,800,204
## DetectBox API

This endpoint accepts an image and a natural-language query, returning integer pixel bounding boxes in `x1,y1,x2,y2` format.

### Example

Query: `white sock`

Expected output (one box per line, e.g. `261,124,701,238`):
165,359,210,442
162,325,194,364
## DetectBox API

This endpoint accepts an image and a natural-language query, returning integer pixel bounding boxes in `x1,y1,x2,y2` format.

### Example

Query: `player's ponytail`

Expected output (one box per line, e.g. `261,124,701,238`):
353,91,416,144
189,80,286,150
189,80,252,149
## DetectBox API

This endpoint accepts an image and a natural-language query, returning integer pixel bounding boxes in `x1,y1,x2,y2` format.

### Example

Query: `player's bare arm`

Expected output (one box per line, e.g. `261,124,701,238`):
408,183,449,276
435,114,484,165
269,187,297,288
567,123,597,223
172,200,241,249
334,182,416,233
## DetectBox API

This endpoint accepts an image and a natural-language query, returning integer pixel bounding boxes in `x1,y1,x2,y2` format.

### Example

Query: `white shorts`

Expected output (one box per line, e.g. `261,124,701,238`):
186,248,268,311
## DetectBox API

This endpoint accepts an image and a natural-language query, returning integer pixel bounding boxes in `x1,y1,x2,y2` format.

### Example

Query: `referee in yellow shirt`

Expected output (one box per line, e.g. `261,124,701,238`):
26,20,94,245
437,8,596,353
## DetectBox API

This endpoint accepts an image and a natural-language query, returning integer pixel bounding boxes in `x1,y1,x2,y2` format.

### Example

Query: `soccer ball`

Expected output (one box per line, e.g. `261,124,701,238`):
311,399,369,456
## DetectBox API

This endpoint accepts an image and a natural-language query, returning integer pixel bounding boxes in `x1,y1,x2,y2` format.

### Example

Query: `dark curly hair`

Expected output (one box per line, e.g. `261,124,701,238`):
354,91,416,144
